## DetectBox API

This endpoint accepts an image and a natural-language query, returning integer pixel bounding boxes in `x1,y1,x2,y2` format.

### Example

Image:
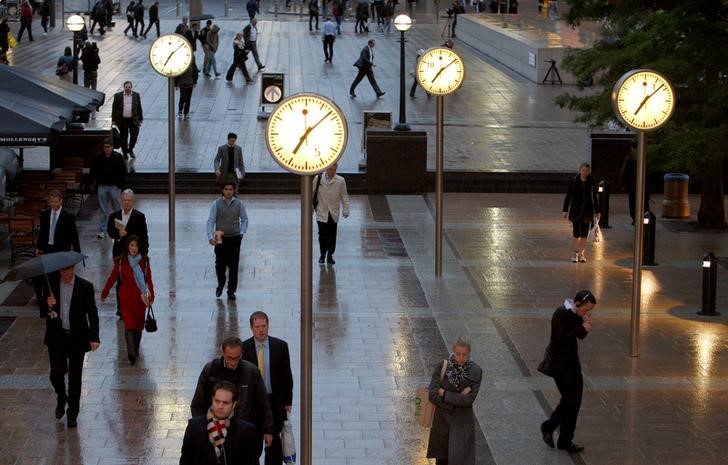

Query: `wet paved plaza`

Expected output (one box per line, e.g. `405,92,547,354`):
2,192,728,465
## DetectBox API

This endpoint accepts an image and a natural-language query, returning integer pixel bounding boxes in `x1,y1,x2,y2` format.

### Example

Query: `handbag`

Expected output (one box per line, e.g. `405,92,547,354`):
8,32,17,49
537,344,554,377
312,174,322,210
281,414,297,464
415,359,448,428
144,305,158,332
587,222,602,243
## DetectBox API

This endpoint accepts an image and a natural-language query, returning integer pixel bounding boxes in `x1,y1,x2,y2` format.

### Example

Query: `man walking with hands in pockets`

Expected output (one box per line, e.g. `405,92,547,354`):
540,290,596,453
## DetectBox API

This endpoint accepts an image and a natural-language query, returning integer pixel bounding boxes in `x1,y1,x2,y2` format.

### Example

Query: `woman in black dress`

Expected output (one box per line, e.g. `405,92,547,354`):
562,162,600,262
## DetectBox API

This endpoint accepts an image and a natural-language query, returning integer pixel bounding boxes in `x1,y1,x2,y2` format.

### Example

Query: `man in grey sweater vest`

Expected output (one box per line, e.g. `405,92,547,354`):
206,182,249,300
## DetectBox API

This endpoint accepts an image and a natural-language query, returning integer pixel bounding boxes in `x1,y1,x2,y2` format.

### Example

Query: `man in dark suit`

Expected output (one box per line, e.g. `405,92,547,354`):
243,311,294,465
180,381,258,465
111,80,143,158
41,264,100,428
349,39,385,98
191,336,275,460
107,188,149,257
540,290,596,453
214,132,246,192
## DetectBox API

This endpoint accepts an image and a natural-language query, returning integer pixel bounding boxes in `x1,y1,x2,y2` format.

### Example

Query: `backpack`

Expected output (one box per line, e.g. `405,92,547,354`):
56,62,70,76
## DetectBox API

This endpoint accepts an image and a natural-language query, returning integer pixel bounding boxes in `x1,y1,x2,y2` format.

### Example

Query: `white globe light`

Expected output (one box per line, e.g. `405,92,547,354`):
66,14,85,32
394,14,412,32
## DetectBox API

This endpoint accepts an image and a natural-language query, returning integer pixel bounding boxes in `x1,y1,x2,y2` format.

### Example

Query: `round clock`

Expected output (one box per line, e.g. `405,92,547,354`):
264,85,283,104
416,47,465,96
266,93,348,175
149,34,193,77
612,69,675,131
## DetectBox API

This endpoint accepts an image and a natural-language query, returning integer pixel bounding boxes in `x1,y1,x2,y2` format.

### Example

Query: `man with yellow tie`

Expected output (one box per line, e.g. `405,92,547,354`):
190,335,274,461
243,311,294,465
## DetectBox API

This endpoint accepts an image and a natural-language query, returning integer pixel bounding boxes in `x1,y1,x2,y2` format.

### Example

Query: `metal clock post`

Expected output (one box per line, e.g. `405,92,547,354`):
612,69,675,357
265,93,348,465
416,47,465,277
148,34,193,242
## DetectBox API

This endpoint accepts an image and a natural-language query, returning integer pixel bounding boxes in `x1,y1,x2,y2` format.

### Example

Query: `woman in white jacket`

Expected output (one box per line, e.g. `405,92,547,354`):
313,163,349,264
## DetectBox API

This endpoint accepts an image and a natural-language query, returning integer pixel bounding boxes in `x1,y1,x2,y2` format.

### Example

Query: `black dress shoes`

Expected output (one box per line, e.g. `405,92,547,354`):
318,255,325,264
128,353,137,365
376,91,386,98
55,400,66,419
327,256,335,264
227,292,236,301
67,415,78,428
541,430,554,448
215,285,223,298
558,443,584,453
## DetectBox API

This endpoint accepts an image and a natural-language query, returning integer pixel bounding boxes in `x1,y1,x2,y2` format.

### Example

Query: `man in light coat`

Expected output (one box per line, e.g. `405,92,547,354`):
214,132,246,192
313,163,349,264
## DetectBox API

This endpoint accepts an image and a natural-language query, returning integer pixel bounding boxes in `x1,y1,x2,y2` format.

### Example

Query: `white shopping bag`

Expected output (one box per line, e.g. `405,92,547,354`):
282,417,296,464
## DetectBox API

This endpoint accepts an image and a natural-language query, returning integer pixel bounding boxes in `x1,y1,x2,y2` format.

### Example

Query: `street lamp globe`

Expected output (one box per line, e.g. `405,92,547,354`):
66,14,85,32
394,14,412,32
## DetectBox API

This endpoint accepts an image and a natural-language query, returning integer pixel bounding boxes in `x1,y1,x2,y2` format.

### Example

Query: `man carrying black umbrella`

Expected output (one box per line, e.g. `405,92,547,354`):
41,263,100,428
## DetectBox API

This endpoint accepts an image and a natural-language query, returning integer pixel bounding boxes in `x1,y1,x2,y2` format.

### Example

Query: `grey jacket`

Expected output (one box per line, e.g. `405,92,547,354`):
206,24,220,52
214,143,245,181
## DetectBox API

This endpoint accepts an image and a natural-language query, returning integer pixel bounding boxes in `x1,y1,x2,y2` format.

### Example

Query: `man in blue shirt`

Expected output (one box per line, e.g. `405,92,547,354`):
206,181,249,300
322,17,337,63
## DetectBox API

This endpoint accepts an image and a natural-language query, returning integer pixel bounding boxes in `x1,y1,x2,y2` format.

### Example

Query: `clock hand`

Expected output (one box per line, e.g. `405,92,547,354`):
163,43,186,66
293,110,333,155
634,83,665,115
431,59,457,84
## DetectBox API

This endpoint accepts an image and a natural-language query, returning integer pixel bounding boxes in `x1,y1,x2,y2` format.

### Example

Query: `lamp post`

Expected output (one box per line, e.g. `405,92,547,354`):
393,14,412,131
66,14,85,85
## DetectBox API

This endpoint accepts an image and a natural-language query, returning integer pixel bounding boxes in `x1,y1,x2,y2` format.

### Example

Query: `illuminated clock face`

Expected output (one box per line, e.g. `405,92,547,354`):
612,69,675,131
416,47,465,96
265,93,348,175
149,34,193,77
264,85,283,104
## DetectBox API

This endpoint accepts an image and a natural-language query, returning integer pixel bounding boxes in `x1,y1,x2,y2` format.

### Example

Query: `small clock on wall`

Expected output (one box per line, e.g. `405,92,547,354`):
149,34,193,77
612,69,675,131
416,47,465,96
265,93,348,175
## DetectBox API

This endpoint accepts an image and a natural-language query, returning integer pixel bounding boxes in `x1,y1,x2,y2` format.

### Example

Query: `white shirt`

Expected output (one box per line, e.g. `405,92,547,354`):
250,24,258,42
122,208,133,226
122,92,133,118
313,173,350,223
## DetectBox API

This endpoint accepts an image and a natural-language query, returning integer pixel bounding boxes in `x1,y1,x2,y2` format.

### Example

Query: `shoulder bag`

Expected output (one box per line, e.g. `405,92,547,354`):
144,305,158,332
312,174,322,210
415,359,448,428
537,344,554,377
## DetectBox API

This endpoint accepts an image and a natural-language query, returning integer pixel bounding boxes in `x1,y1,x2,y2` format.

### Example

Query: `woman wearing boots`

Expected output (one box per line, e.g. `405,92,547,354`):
101,235,154,364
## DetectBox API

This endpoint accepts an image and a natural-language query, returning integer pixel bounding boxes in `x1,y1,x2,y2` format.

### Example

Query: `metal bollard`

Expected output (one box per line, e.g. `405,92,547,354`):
597,180,610,228
698,253,720,316
642,211,657,266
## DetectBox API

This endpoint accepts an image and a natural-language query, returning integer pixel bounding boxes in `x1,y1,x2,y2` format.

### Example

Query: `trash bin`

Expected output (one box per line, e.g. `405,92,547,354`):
662,173,690,218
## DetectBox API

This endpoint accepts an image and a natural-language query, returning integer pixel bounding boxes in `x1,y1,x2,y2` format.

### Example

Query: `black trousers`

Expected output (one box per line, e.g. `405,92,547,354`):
124,18,137,36
323,35,335,61
542,368,583,447
124,329,142,356
144,19,160,37
48,338,85,418
309,12,319,29
350,66,382,95
178,87,193,115
119,117,140,155
317,213,338,258
226,58,252,81
410,75,419,97
18,20,33,41
215,235,242,293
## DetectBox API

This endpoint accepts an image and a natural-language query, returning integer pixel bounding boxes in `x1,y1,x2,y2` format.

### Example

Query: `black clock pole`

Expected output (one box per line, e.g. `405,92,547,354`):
168,76,176,242
394,27,410,131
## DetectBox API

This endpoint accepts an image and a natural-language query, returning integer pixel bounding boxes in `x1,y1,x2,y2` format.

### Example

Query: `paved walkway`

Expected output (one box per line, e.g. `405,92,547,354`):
7,1,590,174
1,192,727,464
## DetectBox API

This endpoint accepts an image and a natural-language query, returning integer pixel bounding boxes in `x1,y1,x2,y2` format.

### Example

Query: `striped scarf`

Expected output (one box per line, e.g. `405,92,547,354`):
206,408,230,459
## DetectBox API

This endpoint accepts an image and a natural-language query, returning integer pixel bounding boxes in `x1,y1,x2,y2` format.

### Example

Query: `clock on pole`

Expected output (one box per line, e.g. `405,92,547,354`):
149,34,193,77
416,46,465,96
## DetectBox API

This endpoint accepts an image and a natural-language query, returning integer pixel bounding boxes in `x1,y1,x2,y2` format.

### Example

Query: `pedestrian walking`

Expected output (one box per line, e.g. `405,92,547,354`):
322,17,336,63
226,32,253,83
40,0,50,34
332,0,343,34
104,0,114,28
204,24,221,77
80,41,101,90
133,0,145,38
198,19,211,65
142,1,160,38
107,188,149,259
56,47,75,81
0,17,9,53
190,337,274,459
111,81,144,159
349,39,385,98
90,0,107,35
355,1,369,33
35,190,81,256
17,1,34,42
540,290,596,453
101,234,154,365
181,381,258,465
214,132,246,191
243,18,265,70
206,182,249,300
410,40,454,98
175,16,196,51
313,163,349,264
562,162,600,262
41,264,100,428
246,0,258,20
309,0,320,30
243,311,294,465
381,0,394,33
426,336,483,465
123,1,137,37
175,55,199,120
90,139,125,238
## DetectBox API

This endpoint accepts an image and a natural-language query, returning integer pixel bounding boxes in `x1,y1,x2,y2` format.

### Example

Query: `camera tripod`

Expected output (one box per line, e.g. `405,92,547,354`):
441,16,452,38
542,59,563,85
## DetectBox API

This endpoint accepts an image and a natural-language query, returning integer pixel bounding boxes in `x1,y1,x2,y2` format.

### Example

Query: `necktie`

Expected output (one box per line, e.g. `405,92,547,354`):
49,212,58,244
257,344,266,382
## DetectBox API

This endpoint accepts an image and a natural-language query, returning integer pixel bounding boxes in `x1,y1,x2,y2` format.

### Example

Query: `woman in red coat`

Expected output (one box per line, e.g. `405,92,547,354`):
101,235,154,364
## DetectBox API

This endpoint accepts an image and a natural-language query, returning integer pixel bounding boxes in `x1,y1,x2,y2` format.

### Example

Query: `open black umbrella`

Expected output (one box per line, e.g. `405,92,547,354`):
190,13,215,21
3,251,88,282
